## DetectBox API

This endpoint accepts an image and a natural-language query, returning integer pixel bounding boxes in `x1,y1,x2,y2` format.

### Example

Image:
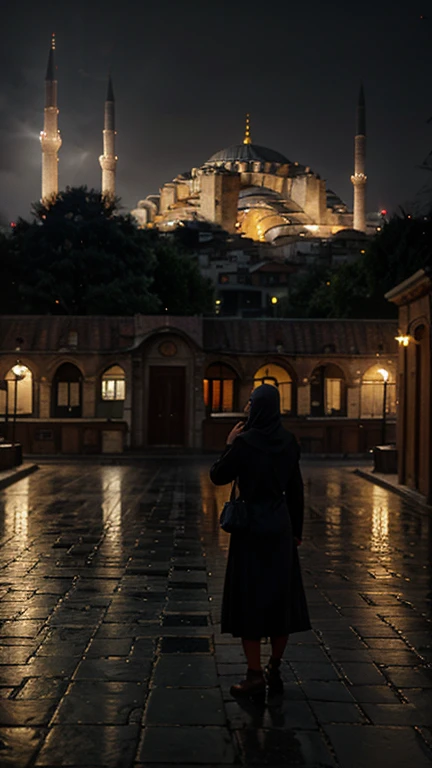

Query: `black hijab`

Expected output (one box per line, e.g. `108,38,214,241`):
240,383,295,454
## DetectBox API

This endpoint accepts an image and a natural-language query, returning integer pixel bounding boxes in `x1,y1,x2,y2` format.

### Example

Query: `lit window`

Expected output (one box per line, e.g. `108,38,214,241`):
325,378,341,414
204,364,237,413
102,365,126,401
0,366,33,415
253,364,292,413
58,381,80,407
360,365,396,418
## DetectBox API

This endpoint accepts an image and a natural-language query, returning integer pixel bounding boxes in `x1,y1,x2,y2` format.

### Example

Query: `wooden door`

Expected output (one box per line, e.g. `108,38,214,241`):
61,426,80,454
148,367,186,446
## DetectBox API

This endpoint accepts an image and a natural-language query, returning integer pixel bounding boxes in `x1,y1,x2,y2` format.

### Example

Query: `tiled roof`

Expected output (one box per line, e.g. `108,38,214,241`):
202,318,399,355
0,315,204,354
0,316,136,353
0,316,398,356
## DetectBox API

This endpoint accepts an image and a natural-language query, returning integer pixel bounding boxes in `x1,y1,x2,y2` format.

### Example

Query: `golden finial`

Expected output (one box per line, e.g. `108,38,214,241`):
243,113,252,145
51,33,56,50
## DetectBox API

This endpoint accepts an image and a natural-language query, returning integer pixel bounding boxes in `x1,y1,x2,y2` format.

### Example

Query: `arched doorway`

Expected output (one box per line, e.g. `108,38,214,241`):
253,363,295,414
141,332,198,449
52,363,82,418
310,364,346,417
147,366,186,447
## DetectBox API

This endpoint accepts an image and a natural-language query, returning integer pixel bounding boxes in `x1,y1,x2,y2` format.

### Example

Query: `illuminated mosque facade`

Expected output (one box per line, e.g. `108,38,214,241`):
39,37,367,242
132,94,368,242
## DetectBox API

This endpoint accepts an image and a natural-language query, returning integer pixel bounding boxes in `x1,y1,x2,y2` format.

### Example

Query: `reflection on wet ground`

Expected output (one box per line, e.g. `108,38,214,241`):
0,460,430,767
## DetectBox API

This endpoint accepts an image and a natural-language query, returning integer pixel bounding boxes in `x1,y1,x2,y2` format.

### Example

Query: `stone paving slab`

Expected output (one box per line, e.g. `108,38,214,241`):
137,725,236,764
0,460,431,766
324,724,432,768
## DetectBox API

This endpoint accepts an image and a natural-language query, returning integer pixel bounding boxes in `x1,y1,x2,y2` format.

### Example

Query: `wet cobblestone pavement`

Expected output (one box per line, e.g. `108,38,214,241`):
0,460,431,767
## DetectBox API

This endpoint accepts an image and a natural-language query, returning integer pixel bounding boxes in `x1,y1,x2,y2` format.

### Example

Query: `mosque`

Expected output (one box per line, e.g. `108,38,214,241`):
132,100,367,243
40,37,367,243
0,37,400,462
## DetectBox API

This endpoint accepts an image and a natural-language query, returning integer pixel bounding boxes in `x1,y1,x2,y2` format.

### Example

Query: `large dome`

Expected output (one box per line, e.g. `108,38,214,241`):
206,143,290,165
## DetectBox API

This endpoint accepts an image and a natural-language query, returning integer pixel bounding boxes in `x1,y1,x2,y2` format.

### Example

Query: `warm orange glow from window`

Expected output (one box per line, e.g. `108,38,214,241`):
204,364,237,413
203,378,209,407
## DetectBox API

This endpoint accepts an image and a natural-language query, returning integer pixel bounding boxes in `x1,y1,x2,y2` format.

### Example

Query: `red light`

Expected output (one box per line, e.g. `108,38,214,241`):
380,209,387,216
10,221,16,228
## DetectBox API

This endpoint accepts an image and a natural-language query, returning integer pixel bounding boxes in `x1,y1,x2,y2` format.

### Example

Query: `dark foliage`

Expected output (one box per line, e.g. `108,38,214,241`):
283,211,432,318
5,187,213,316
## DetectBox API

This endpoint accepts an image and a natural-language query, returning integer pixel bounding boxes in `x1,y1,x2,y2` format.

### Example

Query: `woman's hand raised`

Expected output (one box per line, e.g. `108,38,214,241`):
226,421,245,445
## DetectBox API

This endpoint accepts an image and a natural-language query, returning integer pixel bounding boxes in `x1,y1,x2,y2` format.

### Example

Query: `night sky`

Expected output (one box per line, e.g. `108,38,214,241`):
0,0,430,224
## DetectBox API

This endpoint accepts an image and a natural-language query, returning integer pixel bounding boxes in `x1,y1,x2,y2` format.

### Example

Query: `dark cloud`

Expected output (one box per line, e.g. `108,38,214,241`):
0,0,431,221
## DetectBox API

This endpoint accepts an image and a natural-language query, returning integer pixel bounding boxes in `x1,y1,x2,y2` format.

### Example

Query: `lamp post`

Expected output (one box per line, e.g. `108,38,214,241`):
11,363,28,446
377,368,389,445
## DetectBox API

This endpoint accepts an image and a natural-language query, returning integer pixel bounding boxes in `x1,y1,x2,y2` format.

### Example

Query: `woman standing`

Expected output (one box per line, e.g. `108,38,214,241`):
210,383,310,700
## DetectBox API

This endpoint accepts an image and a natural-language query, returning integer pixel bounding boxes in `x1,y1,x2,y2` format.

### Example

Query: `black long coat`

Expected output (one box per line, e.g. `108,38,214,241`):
210,432,311,639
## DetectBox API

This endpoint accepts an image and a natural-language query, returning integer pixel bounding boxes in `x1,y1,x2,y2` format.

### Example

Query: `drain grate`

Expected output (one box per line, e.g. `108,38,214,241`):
162,614,208,627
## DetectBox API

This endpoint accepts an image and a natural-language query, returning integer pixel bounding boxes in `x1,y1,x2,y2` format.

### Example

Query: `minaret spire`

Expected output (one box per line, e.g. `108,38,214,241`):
351,83,367,232
243,113,252,145
40,33,62,203
99,75,117,200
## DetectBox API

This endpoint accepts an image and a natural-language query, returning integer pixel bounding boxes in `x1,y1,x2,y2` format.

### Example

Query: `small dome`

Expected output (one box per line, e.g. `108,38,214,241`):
206,143,290,165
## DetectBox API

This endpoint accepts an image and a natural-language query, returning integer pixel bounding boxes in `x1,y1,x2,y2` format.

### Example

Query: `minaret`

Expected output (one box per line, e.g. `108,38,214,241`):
351,84,367,232
243,113,252,145
40,33,62,203
99,76,117,199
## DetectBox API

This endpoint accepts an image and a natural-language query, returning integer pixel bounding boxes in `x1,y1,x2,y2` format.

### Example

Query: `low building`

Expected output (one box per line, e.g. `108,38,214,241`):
0,315,398,456
385,269,432,503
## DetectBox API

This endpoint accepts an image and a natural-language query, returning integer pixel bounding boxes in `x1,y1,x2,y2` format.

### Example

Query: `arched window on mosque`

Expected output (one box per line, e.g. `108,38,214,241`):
52,363,82,418
360,364,396,418
0,365,33,416
101,365,126,401
253,364,293,414
203,363,238,413
310,364,346,417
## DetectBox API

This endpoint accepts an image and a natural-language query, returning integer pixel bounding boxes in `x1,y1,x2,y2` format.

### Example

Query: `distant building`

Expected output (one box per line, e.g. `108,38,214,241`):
0,315,397,456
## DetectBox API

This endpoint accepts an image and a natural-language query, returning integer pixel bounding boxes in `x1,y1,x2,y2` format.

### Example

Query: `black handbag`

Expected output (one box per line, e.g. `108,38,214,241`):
219,480,249,533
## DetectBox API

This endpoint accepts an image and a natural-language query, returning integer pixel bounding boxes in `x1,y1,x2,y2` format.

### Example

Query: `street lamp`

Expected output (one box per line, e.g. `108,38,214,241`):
11,363,28,446
270,295,278,318
377,368,389,445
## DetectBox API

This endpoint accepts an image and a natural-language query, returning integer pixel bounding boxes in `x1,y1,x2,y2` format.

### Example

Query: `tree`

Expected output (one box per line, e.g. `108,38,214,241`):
151,238,214,315
0,231,19,313
7,187,213,316
360,211,432,314
282,210,432,319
